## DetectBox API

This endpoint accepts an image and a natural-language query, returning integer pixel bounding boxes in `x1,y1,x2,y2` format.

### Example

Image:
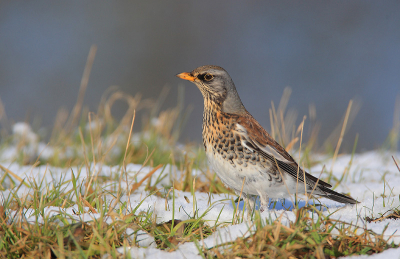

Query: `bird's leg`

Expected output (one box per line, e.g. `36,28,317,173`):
244,194,255,217
259,194,269,212
245,196,256,216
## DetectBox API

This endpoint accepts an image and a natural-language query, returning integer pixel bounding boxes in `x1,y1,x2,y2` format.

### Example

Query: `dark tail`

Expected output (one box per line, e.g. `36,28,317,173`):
317,186,359,204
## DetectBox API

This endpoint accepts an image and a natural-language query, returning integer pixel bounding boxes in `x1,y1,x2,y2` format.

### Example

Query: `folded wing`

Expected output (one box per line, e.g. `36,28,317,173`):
235,113,332,189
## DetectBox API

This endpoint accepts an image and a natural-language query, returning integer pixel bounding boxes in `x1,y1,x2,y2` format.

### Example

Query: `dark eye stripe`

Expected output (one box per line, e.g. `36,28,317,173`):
197,73,214,81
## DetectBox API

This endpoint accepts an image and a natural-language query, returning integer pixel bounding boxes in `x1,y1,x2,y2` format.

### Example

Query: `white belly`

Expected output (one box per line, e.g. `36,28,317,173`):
207,151,301,199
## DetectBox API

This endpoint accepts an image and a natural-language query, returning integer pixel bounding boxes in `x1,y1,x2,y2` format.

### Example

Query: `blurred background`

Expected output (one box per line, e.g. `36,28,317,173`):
0,1,399,152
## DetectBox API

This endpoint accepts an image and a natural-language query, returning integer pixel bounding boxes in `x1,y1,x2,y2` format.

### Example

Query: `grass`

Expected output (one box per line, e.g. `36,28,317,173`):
213,208,397,258
0,54,399,258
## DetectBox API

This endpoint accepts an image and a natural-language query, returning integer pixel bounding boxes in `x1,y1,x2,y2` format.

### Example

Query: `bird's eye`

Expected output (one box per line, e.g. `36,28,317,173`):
204,73,213,81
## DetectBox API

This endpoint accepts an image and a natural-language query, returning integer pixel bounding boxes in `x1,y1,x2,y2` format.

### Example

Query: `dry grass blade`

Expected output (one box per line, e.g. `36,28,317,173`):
234,177,246,223
285,137,299,152
0,164,29,187
386,95,400,150
123,111,136,173
365,208,400,223
79,194,97,214
392,156,400,173
295,116,306,202
271,101,284,146
330,100,353,173
130,164,163,193
0,96,9,134
274,157,295,206
65,45,97,132
309,165,325,199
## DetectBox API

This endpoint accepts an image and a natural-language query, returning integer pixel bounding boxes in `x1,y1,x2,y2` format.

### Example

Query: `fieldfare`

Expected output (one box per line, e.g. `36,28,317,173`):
177,65,357,211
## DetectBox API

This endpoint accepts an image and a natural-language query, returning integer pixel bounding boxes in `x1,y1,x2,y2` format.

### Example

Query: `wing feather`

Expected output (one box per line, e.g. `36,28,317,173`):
235,113,331,188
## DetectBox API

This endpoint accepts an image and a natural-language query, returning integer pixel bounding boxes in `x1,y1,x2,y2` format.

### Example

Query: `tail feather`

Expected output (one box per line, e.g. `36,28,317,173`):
316,186,359,204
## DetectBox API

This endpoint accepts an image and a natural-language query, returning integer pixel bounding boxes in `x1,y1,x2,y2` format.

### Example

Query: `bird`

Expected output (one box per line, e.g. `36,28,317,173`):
176,65,358,211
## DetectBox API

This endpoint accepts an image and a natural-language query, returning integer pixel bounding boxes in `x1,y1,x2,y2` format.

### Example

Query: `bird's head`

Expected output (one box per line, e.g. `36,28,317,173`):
176,65,246,114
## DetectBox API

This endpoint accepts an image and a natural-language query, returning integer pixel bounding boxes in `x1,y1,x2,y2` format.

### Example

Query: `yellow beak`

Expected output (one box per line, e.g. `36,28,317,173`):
176,72,196,82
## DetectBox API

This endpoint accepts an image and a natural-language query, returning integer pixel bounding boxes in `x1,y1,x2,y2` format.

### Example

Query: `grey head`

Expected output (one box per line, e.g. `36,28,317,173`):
176,65,247,115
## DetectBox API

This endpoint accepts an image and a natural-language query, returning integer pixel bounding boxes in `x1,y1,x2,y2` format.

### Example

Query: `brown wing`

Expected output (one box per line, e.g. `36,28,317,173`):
236,112,331,188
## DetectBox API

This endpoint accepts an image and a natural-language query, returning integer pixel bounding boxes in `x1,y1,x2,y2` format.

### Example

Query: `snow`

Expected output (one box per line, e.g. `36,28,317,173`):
341,247,400,259
110,246,201,259
0,123,399,258
110,222,255,259
124,229,156,248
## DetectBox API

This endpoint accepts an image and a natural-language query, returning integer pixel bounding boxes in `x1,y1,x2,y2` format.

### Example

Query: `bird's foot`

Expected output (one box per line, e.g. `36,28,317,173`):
259,205,268,212
259,195,269,213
